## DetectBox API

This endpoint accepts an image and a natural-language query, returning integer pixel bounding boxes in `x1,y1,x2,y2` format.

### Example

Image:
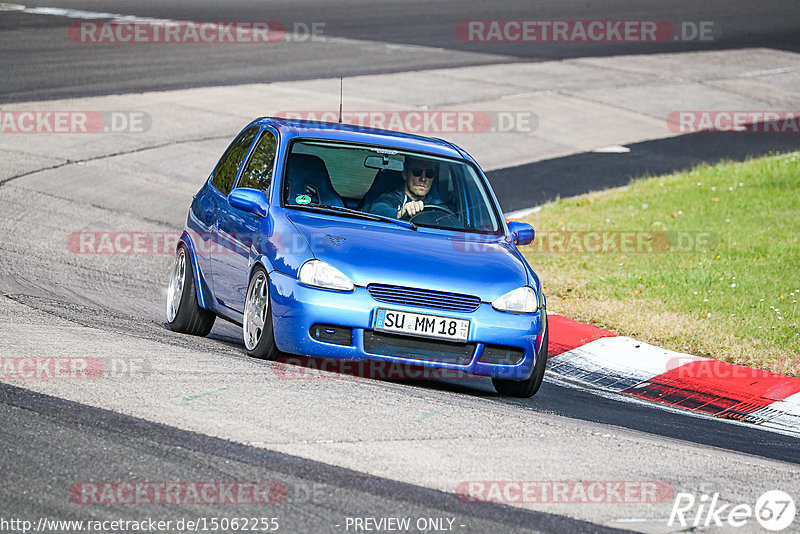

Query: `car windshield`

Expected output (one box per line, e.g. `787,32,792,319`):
282,140,502,234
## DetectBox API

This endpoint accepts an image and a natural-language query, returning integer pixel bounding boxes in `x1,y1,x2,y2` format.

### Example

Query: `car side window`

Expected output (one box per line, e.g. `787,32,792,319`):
210,126,259,195
237,129,277,191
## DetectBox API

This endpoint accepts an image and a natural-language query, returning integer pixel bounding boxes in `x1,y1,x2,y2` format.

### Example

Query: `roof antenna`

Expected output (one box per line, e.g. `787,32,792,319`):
338,77,343,124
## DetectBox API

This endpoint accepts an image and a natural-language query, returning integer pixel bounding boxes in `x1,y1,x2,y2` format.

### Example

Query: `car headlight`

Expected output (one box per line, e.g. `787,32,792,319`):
298,260,355,292
492,286,539,313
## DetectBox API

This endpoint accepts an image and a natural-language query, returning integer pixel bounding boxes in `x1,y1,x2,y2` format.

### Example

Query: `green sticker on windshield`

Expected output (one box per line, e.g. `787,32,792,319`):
296,194,312,205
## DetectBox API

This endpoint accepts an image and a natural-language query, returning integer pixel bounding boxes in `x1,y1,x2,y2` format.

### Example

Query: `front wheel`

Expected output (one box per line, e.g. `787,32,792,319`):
166,245,215,336
243,266,279,360
492,318,548,398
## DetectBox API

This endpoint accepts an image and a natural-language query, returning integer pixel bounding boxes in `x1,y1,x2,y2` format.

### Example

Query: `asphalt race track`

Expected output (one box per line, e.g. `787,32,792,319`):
1,2,800,533
1,0,799,102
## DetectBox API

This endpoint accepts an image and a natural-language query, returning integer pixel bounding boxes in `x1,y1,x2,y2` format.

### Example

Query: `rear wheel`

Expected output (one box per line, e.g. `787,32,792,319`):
492,318,548,398
243,266,279,360
166,245,215,336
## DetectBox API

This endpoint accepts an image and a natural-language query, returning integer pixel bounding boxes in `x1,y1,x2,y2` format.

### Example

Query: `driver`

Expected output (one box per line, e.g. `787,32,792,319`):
369,156,444,219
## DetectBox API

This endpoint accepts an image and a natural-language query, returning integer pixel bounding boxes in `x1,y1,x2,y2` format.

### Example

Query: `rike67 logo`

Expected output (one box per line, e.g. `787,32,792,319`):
669,490,796,531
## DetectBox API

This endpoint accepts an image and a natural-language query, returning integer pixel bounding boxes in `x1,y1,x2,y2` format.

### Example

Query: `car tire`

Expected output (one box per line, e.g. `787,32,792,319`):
166,245,216,336
492,318,548,398
243,266,279,360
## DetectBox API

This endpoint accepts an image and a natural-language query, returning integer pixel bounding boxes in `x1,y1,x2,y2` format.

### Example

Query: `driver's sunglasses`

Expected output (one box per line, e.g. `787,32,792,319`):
411,167,436,178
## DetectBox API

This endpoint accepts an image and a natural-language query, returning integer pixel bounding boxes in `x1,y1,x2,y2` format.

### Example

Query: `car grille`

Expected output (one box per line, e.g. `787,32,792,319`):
367,283,481,313
364,331,475,364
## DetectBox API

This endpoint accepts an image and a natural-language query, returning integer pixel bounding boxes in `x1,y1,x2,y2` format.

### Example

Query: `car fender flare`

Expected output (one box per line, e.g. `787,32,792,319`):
177,231,213,310
250,254,279,280
250,255,289,349
250,255,282,309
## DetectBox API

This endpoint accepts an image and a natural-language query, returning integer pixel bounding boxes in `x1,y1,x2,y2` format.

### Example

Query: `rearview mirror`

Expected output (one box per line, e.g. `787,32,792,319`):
364,155,404,172
508,221,535,246
228,188,269,217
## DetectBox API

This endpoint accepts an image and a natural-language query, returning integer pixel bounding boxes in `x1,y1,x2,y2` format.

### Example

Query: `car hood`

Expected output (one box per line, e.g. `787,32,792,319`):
286,210,530,302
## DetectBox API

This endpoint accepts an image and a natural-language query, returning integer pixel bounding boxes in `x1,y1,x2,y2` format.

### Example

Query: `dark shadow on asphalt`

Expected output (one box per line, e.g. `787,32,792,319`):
489,128,800,213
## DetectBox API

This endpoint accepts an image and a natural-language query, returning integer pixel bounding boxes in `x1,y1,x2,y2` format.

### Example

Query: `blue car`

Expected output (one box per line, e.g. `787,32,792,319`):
167,117,548,397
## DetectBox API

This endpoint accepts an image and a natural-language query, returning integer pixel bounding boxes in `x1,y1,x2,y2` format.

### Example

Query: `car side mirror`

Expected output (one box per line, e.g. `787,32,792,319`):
228,188,269,217
508,221,535,246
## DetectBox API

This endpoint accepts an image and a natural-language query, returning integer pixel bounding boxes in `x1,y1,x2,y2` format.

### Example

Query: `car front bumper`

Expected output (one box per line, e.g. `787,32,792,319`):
268,270,545,381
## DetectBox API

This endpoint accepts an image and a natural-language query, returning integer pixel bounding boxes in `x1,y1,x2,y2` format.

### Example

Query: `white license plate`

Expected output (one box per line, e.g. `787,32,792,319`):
374,309,470,342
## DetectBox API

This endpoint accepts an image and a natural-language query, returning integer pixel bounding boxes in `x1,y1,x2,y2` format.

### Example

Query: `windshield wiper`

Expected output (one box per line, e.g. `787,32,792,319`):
290,204,417,230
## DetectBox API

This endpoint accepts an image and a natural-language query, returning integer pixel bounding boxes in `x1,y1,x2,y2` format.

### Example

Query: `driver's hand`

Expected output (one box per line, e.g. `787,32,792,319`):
398,200,424,219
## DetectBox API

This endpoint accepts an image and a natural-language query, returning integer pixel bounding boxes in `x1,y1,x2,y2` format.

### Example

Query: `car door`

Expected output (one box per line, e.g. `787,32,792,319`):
213,127,278,312
202,125,260,309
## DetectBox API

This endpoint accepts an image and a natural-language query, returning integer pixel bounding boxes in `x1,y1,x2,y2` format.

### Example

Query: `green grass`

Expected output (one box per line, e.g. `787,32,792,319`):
518,151,800,375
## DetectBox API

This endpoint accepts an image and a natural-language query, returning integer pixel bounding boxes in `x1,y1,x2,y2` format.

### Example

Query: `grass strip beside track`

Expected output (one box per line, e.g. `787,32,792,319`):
518,151,800,376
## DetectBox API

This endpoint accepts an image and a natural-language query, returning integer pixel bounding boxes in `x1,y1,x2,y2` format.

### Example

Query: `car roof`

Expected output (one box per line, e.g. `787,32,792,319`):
252,117,468,160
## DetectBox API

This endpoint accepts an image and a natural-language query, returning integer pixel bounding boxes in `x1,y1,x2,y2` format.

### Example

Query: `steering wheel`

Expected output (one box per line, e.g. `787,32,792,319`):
406,204,456,220
406,205,464,229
